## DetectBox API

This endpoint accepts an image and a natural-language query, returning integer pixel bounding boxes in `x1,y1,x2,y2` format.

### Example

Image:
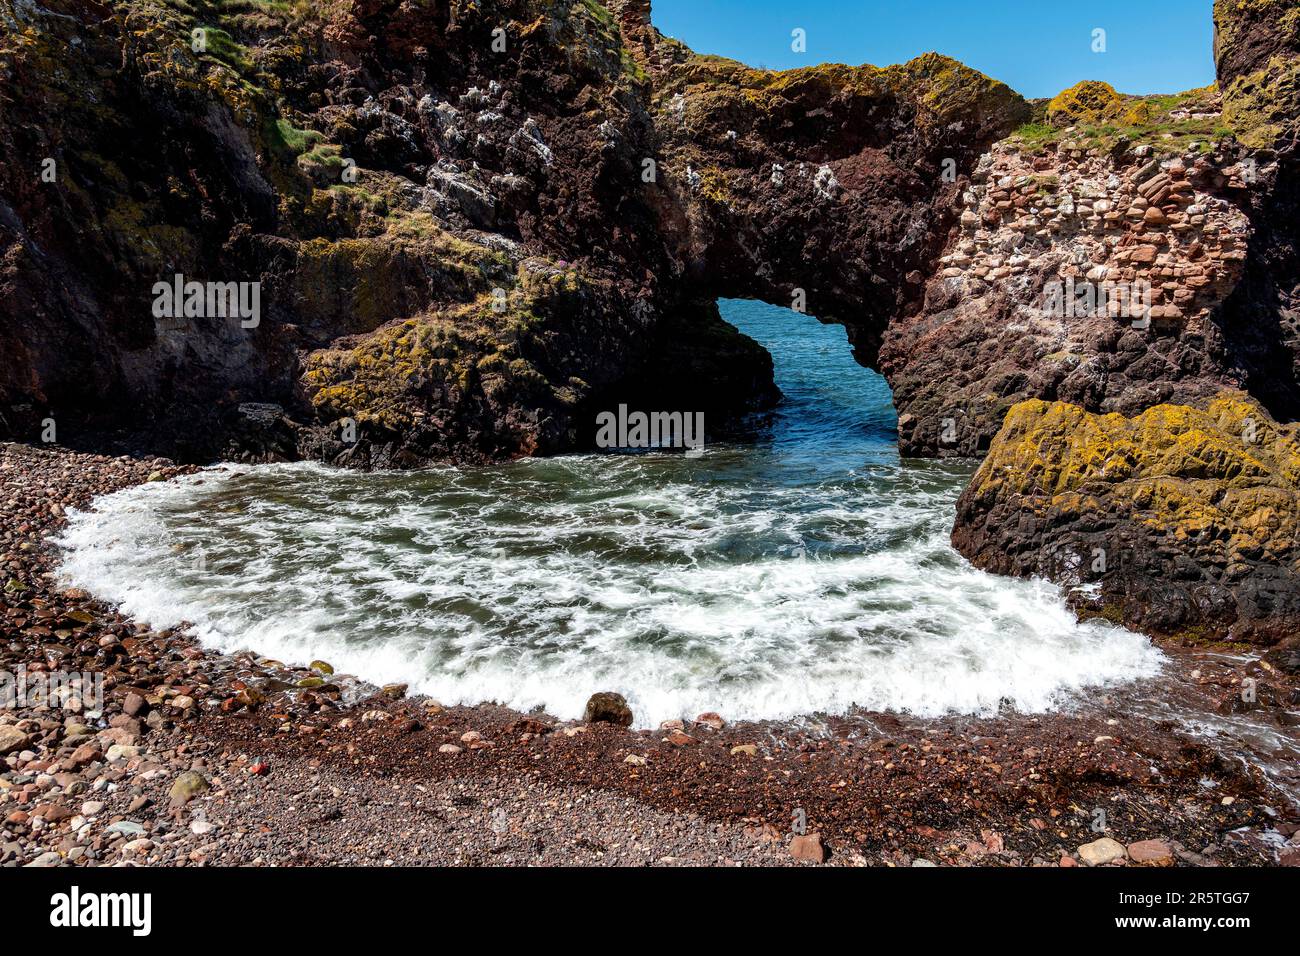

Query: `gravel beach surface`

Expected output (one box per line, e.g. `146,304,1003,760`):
3,442,1298,867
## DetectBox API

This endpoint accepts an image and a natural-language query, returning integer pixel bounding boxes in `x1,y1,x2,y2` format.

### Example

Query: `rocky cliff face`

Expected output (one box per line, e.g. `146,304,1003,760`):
1212,0,1300,423
882,100,1258,457
881,2,1300,459
950,0,1300,644
0,0,1025,463
0,0,708,463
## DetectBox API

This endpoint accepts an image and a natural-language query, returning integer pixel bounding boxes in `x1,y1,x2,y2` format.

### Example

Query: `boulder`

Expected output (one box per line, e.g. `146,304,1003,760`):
0,726,31,755
695,712,725,730
954,392,1300,642
1127,839,1174,866
582,692,633,727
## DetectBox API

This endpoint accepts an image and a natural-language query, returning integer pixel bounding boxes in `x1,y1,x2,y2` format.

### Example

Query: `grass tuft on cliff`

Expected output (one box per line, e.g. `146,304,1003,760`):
1012,85,1229,155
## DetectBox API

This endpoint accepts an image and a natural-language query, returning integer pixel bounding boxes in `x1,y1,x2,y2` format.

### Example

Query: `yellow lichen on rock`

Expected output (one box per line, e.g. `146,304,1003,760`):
976,393,1297,490
891,52,1029,132
954,392,1300,639
302,259,591,436
1045,81,1127,127
969,392,1300,565
1219,58,1300,149
660,51,1024,136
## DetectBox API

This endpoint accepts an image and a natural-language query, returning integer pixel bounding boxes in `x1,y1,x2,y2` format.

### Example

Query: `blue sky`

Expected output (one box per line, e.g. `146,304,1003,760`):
651,0,1216,99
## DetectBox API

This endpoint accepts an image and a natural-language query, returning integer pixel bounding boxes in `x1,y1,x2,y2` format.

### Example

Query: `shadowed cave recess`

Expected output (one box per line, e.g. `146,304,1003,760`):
2,0,1299,643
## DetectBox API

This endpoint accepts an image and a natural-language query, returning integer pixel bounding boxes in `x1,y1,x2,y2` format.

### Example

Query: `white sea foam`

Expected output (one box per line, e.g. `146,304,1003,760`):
55,457,1164,728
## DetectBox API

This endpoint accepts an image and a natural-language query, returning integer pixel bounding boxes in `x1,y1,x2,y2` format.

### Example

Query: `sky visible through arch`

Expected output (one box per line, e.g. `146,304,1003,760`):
651,0,1216,99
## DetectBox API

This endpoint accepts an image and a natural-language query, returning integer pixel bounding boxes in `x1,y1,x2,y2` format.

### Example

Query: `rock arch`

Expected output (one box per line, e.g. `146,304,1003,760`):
1,0,1029,463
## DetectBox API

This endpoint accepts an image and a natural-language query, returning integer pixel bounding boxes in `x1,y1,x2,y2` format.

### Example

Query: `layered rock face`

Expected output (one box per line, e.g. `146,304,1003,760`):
950,1,1300,643
882,122,1256,457
0,0,1026,463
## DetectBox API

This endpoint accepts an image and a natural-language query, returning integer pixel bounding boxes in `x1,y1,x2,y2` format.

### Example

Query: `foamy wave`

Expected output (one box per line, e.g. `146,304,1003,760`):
54,459,1163,728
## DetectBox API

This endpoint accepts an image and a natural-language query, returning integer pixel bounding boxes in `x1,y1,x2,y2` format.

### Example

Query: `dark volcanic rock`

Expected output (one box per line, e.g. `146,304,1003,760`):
0,0,1027,464
1211,0,1300,423
952,392,1300,643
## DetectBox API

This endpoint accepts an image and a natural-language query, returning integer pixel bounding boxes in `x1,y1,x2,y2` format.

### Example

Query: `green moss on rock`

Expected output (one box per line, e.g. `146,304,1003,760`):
1214,0,1300,148
302,257,596,434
